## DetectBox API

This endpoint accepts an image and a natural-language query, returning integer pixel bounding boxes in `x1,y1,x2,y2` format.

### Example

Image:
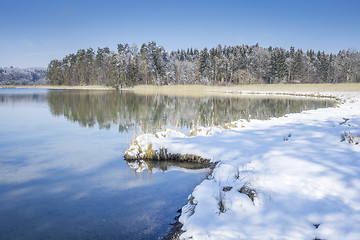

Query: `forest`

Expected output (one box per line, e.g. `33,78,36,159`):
0,67,47,85
46,42,360,87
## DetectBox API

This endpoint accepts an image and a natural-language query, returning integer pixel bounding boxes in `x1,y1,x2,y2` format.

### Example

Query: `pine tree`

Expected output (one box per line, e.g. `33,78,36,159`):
317,51,329,83
199,48,209,75
139,43,151,84
293,50,304,82
47,59,63,85
276,48,287,82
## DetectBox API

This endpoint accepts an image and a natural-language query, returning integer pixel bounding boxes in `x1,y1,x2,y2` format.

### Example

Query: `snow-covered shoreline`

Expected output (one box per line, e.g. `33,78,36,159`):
125,91,360,240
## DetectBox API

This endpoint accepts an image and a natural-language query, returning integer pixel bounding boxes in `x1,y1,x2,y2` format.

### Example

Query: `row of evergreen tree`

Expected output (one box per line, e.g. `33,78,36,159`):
47,42,360,87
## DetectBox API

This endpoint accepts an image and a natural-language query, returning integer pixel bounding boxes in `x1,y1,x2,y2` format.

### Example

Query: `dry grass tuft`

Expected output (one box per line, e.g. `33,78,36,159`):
341,132,360,145
239,184,258,204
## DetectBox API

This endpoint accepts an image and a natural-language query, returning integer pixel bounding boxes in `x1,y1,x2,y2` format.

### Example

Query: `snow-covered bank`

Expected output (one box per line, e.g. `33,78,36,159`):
125,92,360,240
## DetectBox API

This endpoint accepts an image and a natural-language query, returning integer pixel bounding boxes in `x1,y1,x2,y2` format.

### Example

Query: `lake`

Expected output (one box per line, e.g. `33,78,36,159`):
0,88,334,240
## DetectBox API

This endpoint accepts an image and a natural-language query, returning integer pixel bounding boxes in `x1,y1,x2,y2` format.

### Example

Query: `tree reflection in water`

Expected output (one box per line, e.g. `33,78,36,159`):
47,90,335,134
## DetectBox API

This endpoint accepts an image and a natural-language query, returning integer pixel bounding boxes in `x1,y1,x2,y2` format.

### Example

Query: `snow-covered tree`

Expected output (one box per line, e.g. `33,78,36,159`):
46,42,360,87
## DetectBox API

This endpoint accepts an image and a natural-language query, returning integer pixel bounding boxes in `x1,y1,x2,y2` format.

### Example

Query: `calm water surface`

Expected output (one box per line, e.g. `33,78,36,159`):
0,89,334,240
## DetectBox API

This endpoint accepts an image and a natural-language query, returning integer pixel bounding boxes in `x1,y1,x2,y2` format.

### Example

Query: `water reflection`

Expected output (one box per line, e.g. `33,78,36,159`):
0,88,48,104
47,90,335,134
127,159,215,174
0,89,210,240
0,88,336,240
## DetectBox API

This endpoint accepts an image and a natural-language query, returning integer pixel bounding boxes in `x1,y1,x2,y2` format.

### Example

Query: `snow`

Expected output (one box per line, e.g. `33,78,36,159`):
125,129,186,159
125,92,360,240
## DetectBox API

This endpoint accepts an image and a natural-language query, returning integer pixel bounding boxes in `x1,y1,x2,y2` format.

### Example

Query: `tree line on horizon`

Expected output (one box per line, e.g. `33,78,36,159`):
0,67,47,85
46,42,360,87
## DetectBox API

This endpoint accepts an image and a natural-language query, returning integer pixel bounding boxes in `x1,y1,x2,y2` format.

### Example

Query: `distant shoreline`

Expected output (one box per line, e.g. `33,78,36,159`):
121,83,360,99
0,85,115,90
1,83,360,94
125,83,360,92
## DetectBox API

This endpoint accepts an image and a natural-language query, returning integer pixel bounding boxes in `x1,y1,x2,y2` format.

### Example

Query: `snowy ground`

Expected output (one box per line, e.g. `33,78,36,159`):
125,92,360,240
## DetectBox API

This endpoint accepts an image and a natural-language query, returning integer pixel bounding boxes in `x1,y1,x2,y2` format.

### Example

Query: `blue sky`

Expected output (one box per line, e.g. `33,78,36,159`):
1,0,359,68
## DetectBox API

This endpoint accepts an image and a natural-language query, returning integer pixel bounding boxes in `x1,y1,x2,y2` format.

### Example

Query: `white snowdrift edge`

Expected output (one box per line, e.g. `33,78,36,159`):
125,91,360,240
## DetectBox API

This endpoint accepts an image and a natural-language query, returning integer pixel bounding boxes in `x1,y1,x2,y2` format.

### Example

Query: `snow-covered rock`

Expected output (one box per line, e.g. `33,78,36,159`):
124,129,186,160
